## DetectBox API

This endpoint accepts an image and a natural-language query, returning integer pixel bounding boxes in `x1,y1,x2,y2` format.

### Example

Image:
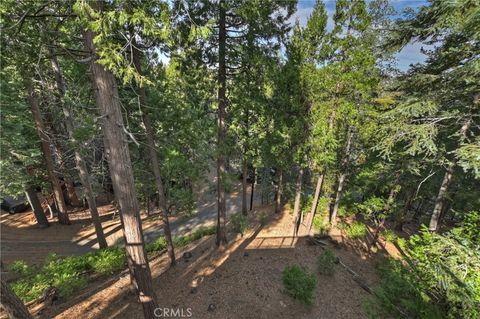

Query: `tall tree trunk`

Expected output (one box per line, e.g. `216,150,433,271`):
27,82,70,225
84,28,158,317
132,44,176,266
50,48,107,248
330,128,353,226
250,167,255,211
307,83,340,232
429,119,471,231
0,279,33,319
292,166,304,237
275,169,283,214
429,165,454,231
25,185,49,228
216,0,228,246
305,174,324,235
242,159,248,215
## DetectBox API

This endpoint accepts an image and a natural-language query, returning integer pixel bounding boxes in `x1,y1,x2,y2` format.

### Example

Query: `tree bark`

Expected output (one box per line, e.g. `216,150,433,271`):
0,279,33,319
242,159,248,215
330,128,353,226
250,167,255,211
27,82,70,225
429,119,471,231
429,164,454,231
84,27,158,317
275,169,283,214
292,166,304,237
25,185,49,228
216,0,228,246
50,48,107,248
305,174,324,235
132,43,175,266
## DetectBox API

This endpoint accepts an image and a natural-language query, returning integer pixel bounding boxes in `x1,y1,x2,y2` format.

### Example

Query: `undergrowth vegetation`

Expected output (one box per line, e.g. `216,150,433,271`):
317,248,336,275
366,218,480,319
282,265,317,305
10,226,217,303
10,247,125,302
230,213,250,236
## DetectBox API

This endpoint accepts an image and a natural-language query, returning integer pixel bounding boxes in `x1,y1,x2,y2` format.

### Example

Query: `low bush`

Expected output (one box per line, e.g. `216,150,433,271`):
380,229,398,242
366,225,480,319
230,213,250,235
174,226,216,248
258,212,268,226
8,260,31,276
87,247,125,274
146,236,167,253
282,265,317,305
344,222,368,239
10,248,126,302
317,249,336,275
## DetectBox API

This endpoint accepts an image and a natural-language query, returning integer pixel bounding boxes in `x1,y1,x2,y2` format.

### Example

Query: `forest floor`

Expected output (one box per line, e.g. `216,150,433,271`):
24,203,400,319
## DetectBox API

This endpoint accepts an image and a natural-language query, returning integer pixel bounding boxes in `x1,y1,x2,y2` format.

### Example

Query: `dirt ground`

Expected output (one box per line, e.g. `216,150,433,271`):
0,205,171,266
26,204,389,319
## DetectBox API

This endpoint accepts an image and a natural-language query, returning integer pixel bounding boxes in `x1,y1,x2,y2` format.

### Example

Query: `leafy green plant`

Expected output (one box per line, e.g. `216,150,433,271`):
8,260,31,276
230,213,250,235
317,249,336,275
146,236,167,252
172,226,216,248
344,222,368,239
367,226,480,319
87,247,125,274
282,265,317,305
10,248,127,302
258,212,268,226
381,229,398,242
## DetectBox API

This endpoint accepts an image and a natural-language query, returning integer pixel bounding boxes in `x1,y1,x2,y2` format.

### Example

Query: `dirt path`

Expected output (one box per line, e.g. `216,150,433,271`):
0,181,261,266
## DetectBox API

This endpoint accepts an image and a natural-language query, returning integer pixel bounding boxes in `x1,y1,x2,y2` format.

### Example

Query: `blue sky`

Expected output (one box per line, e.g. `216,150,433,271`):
290,0,431,71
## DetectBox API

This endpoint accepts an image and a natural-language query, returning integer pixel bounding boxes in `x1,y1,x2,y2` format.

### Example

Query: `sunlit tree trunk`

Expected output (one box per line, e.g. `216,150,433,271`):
330,128,353,226
429,119,471,232
305,174,324,235
250,167,255,211
132,43,176,266
275,169,283,214
50,48,107,247
292,166,304,237
84,26,158,317
27,82,70,225
0,279,33,319
216,0,228,246
306,83,340,232
242,159,248,215
25,185,49,228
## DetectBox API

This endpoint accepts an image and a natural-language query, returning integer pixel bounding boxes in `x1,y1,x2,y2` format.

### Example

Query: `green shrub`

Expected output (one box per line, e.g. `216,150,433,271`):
381,229,398,242
146,236,167,253
367,226,480,319
312,215,330,235
258,212,268,226
172,226,216,248
345,222,368,239
458,210,480,245
317,249,336,275
8,260,31,276
282,265,317,305
87,247,125,274
10,248,126,302
230,213,250,235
